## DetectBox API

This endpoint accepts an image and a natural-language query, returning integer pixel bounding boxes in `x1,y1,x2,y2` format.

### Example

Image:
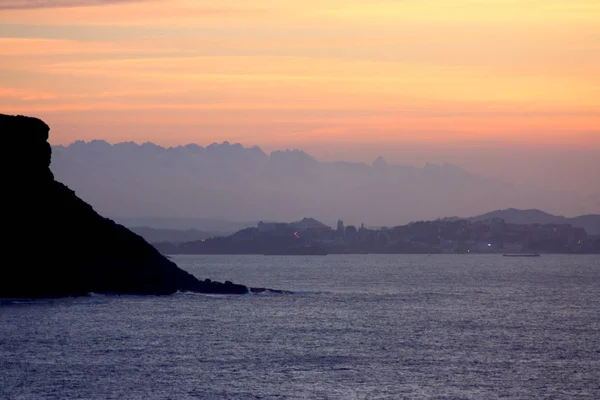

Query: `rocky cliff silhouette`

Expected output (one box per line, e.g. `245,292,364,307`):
0,114,273,298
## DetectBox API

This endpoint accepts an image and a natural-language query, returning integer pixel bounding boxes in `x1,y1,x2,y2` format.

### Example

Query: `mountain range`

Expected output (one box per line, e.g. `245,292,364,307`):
128,226,216,244
468,208,600,235
50,140,600,228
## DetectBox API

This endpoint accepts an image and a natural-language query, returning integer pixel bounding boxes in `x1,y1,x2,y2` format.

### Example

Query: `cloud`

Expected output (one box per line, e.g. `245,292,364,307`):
0,0,150,9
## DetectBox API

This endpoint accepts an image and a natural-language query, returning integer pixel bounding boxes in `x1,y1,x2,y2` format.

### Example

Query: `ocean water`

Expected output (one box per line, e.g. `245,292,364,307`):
1,254,599,399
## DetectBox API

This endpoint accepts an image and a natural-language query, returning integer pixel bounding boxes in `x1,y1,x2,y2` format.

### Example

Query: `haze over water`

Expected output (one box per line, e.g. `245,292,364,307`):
2,255,599,399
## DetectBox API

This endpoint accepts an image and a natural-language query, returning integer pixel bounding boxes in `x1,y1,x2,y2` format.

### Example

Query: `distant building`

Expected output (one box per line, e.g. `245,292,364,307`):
345,225,358,242
337,219,345,235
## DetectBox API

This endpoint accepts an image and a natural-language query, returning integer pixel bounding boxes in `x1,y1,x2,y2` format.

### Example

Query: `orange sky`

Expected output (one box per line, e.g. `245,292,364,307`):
1,0,599,194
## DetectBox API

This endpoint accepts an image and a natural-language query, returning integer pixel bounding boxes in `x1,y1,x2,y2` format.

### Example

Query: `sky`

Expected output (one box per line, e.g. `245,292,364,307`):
1,0,599,196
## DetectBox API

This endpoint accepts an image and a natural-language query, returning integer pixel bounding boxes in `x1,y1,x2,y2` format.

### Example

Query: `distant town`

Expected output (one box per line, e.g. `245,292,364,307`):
152,215,600,255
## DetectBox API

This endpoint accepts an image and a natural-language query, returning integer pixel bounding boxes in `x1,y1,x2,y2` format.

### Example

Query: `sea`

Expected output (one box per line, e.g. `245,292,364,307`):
1,254,599,399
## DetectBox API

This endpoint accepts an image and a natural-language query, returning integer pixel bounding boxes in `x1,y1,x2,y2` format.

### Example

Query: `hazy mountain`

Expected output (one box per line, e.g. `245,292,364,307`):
51,140,599,227
114,216,254,233
128,227,216,244
286,217,332,231
470,208,600,235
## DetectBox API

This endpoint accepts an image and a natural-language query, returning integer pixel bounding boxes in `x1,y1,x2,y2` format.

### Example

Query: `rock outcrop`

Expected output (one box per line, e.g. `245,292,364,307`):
0,114,273,298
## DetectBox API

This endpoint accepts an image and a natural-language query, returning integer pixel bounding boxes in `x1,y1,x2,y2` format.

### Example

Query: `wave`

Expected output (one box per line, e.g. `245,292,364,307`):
1,299,54,305
175,291,229,298
1,288,310,304
252,289,284,296
175,288,304,297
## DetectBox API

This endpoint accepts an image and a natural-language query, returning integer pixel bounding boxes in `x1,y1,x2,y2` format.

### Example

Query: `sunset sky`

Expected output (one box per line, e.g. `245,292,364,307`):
1,0,599,195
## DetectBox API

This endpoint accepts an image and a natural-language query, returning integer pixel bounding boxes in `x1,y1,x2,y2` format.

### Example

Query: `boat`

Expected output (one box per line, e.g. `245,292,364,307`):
502,253,541,257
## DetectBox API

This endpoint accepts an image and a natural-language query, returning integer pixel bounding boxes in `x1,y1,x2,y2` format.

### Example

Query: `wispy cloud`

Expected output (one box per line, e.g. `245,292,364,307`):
0,0,152,9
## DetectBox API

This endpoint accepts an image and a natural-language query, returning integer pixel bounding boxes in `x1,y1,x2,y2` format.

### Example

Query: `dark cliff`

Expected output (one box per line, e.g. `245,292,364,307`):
0,114,260,297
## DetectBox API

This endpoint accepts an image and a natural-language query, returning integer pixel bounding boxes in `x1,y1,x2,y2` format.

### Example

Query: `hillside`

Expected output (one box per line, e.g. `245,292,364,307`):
471,209,600,235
